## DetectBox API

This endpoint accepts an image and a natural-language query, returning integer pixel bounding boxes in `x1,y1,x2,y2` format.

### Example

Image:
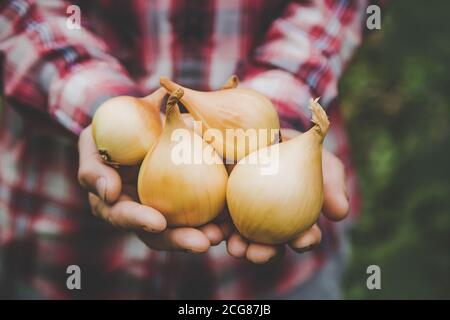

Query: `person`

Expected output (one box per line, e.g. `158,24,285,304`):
0,0,367,299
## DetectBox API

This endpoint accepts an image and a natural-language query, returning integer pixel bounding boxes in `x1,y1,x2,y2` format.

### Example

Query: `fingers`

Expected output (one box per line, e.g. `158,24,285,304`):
89,192,212,253
322,150,349,221
218,221,233,239
89,193,166,232
209,210,234,241
246,243,280,264
199,223,225,246
199,210,234,245
227,233,282,264
227,224,322,263
289,224,322,253
78,126,122,204
137,228,210,253
227,233,249,258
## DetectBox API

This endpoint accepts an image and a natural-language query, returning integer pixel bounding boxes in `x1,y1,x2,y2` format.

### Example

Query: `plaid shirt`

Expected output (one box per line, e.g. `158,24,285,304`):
0,0,367,299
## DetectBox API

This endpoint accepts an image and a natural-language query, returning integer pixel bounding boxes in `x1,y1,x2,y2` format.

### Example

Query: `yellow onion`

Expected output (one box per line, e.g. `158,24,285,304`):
160,76,280,163
92,88,165,166
138,89,228,227
182,112,235,175
181,113,202,136
226,98,329,244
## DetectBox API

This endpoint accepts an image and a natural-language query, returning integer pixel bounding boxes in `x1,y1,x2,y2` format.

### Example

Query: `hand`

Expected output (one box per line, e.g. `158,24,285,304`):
77,125,229,253
225,128,349,263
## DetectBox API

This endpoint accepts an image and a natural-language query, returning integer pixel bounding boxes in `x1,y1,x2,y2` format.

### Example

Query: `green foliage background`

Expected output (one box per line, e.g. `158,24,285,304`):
341,0,450,299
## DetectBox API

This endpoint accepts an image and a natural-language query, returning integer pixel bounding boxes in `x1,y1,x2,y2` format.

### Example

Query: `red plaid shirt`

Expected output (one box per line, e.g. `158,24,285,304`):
0,0,367,299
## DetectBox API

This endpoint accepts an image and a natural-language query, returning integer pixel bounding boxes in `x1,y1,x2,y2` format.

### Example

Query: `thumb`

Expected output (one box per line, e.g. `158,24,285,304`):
322,150,349,221
78,125,122,204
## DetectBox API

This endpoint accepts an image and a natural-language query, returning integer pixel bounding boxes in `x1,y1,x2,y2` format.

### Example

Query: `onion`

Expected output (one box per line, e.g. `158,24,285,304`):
138,89,228,227
92,88,165,166
226,98,329,244
160,76,280,163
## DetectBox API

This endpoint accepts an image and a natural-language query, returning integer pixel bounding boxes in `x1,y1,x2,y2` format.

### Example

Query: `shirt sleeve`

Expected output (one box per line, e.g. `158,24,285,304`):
0,0,140,135
237,0,369,130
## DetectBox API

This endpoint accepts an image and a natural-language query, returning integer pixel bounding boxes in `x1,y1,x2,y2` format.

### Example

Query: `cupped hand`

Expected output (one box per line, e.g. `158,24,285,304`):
226,128,349,264
77,125,229,253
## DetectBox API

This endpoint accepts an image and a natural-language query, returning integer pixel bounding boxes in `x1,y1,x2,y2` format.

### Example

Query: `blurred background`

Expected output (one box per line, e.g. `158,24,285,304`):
340,0,450,299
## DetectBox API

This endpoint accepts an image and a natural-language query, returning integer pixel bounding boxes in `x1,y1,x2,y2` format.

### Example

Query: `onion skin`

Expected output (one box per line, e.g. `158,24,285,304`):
92,88,165,166
183,112,240,174
226,98,329,244
138,89,228,227
160,76,280,163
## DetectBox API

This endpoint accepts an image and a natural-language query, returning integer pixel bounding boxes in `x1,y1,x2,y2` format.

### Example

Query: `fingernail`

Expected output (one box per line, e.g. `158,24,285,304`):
142,225,156,233
297,244,314,253
96,177,106,201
